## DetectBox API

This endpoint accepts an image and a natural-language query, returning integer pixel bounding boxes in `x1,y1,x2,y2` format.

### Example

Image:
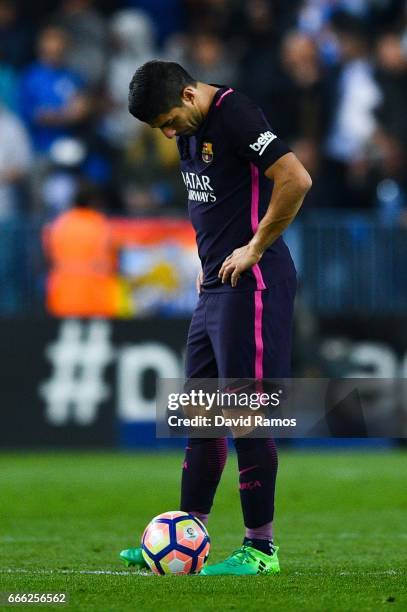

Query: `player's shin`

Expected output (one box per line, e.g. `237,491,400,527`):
180,437,228,520
234,436,278,555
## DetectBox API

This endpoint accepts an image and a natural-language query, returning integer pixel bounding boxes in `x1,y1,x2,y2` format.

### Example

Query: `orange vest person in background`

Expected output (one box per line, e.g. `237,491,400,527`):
44,183,119,317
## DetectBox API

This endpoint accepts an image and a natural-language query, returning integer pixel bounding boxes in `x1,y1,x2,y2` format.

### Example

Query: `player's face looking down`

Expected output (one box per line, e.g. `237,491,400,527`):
150,86,204,138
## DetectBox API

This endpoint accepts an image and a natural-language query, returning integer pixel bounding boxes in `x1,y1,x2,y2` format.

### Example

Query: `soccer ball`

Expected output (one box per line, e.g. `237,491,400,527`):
141,511,210,575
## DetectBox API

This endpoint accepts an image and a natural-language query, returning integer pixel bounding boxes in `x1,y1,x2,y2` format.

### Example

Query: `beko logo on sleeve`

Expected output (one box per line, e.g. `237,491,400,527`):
249,131,277,156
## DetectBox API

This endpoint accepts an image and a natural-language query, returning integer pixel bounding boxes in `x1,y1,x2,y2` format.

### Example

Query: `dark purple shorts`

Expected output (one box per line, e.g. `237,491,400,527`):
185,276,297,381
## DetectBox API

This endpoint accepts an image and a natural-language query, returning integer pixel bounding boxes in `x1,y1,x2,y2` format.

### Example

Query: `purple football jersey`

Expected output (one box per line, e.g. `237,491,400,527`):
177,86,296,292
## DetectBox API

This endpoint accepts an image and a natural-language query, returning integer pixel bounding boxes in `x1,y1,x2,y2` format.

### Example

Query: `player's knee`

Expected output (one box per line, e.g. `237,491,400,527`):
234,437,278,471
186,437,228,481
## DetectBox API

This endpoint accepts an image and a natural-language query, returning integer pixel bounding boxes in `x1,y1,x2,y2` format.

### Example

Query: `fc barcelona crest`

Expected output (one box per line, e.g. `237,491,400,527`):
202,142,213,163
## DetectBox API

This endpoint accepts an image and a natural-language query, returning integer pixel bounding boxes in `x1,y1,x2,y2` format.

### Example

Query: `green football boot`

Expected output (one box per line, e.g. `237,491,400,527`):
200,544,280,576
119,547,150,570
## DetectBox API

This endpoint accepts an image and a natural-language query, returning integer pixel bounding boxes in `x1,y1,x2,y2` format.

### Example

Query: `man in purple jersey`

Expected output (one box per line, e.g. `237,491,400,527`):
120,61,311,576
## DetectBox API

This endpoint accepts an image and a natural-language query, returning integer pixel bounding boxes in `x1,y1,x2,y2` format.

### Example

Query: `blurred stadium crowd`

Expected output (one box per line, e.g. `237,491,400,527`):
0,0,407,316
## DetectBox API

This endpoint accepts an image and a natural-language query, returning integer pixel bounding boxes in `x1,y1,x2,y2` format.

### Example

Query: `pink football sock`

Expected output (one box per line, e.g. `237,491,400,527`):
189,511,209,525
245,521,273,540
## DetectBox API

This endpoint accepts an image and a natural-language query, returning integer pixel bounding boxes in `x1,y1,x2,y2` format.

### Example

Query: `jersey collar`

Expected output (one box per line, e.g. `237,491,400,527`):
196,85,229,136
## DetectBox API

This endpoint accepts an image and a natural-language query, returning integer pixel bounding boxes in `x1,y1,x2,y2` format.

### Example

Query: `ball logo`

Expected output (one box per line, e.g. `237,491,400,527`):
185,526,197,539
202,142,213,163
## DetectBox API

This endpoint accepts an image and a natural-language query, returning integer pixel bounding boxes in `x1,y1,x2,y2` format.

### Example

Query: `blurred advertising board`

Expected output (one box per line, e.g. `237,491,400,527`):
0,318,188,449
0,316,405,448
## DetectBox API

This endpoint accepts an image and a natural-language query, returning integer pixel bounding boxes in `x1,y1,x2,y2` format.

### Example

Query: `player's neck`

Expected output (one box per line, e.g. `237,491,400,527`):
197,83,220,119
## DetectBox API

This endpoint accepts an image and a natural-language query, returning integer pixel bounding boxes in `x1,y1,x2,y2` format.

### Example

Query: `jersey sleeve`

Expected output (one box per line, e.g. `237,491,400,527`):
221,93,291,173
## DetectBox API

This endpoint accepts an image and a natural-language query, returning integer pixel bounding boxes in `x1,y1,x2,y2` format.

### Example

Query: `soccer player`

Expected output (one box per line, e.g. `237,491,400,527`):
120,61,311,575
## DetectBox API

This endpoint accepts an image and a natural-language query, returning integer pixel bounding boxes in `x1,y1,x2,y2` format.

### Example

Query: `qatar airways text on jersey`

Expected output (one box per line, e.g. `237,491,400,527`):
181,171,217,203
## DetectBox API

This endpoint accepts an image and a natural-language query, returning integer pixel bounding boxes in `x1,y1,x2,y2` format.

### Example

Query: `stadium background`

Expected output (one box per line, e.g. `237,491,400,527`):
0,0,406,446
0,2,406,610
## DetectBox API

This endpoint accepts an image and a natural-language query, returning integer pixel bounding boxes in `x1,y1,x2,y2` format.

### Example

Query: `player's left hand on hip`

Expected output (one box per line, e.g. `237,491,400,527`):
218,245,261,288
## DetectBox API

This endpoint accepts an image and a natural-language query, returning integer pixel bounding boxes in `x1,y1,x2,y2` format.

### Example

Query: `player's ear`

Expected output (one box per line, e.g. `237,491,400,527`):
181,86,196,105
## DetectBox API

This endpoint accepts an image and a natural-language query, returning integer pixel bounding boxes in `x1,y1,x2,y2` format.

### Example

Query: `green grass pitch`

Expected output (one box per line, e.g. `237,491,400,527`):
0,450,406,611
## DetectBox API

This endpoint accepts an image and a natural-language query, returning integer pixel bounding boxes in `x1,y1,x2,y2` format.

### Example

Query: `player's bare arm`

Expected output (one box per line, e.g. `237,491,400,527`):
219,153,312,287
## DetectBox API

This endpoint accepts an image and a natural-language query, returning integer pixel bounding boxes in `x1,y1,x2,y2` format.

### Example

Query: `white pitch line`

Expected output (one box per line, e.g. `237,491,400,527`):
0,537,60,543
0,568,403,577
293,570,402,577
0,568,151,577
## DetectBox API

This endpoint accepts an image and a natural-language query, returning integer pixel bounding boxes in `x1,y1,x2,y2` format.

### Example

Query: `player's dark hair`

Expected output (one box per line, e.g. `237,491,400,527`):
128,60,197,123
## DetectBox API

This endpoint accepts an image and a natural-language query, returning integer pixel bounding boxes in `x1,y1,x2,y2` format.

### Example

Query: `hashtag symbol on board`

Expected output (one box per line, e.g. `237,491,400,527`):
39,320,115,426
